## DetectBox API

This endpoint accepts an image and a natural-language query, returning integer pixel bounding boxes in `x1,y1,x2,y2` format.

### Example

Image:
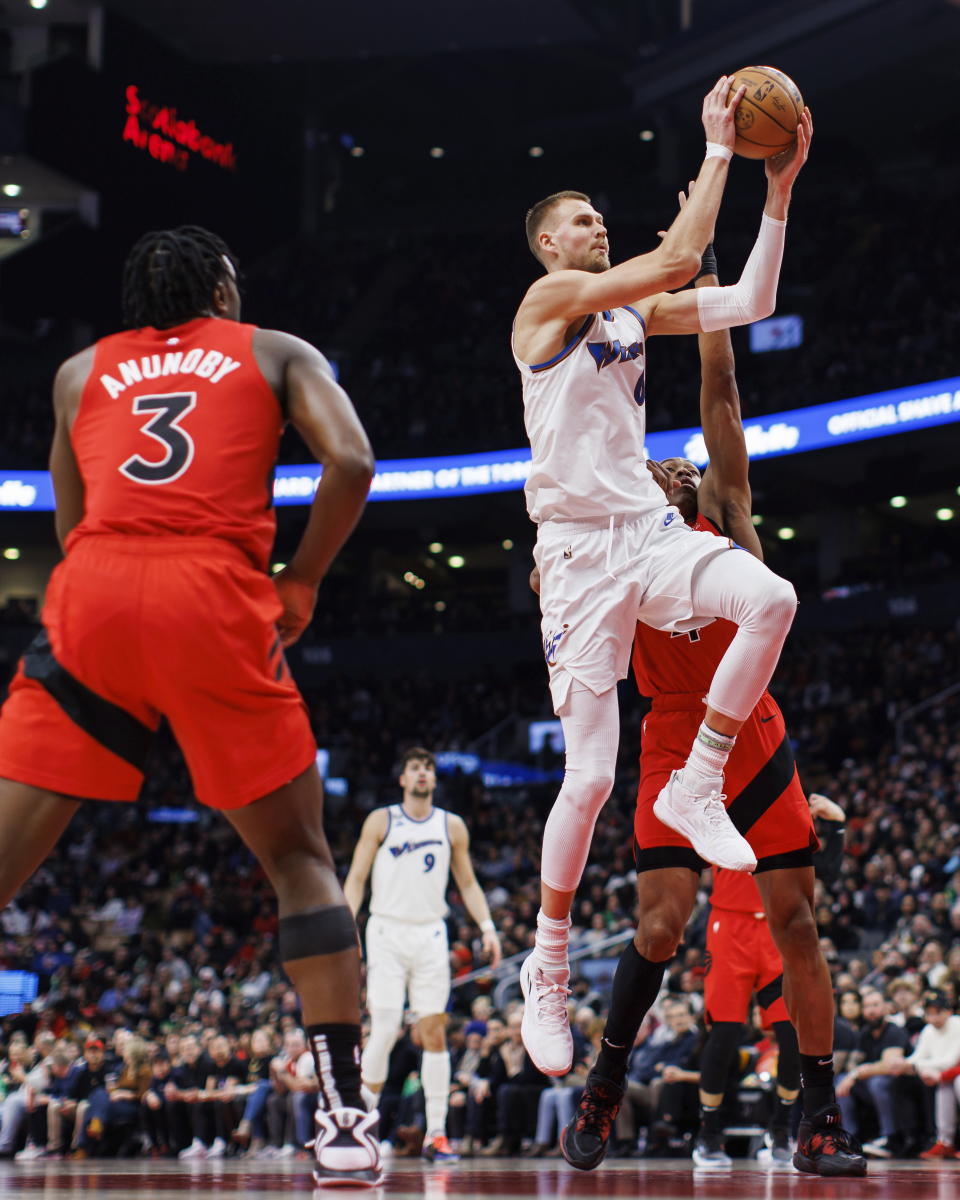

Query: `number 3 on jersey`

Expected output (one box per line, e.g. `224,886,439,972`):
119,392,197,485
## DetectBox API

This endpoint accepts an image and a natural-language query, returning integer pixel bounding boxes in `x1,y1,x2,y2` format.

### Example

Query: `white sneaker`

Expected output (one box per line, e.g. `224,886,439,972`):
14,1143,44,1161
692,1134,732,1168
757,1128,793,1167
207,1137,227,1159
313,1107,382,1187
276,1143,297,1158
519,954,573,1076
653,769,756,872
178,1139,208,1160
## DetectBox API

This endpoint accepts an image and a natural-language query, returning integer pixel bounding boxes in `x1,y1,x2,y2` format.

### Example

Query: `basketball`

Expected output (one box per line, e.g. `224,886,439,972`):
727,66,804,159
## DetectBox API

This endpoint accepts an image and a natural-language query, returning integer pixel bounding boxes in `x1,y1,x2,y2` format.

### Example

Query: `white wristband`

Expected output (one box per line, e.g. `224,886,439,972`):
705,142,733,162
480,920,495,934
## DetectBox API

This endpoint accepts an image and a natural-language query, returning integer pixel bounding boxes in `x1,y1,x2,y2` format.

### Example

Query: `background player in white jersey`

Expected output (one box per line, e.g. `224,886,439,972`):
343,747,502,1162
511,78,812,1075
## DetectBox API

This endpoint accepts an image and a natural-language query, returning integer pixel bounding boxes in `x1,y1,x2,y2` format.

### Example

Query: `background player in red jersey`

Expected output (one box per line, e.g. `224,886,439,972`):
557,224,866,1178
0,227,381,1187
697,792,847,1168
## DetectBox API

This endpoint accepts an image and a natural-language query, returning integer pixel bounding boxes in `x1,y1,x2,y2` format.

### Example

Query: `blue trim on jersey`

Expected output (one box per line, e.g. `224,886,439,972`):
527,315,593,373
399,804,436,824
623,305,647,331
383,807,393,840
601,310,613,322
443,809,450,846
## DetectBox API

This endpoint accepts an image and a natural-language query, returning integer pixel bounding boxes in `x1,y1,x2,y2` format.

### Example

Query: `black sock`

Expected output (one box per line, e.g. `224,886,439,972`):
799,1052,836,1117
593,942,668,1082
306,1023,363,1111
699,1103,723,1136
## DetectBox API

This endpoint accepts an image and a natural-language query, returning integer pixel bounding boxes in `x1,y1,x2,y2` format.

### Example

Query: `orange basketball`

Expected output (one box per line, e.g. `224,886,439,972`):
727,66,803,159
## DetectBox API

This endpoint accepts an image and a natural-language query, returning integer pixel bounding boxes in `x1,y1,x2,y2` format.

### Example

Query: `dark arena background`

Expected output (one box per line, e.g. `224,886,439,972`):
0,0,959,1196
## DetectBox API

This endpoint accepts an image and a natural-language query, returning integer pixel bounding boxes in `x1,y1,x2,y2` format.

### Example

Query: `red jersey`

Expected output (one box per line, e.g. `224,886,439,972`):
634,510,769,913
631,511,736,698
711,865,764,914
68,317,281,570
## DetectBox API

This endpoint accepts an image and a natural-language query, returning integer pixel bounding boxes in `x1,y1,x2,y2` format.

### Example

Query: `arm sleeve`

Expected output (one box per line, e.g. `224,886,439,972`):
695,214,786,332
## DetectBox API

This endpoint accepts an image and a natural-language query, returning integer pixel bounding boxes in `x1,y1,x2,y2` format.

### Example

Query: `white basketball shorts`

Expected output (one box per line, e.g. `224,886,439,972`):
535,507,735,713
364,915,451,1019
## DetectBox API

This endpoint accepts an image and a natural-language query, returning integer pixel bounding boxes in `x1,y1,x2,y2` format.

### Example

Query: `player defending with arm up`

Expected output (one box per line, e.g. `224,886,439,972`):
513,82,812,1077
558,205,864,1178
344,747,501,1163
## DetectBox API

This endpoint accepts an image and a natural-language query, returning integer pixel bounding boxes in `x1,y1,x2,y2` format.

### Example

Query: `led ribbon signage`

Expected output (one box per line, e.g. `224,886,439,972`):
2,375,958,511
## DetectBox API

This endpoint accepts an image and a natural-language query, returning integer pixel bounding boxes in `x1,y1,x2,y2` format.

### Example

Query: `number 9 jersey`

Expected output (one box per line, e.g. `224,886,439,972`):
70,316,282,571
369,805,452,924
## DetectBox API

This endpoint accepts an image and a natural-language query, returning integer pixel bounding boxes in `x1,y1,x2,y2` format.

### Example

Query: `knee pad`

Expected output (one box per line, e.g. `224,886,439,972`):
557,766,616,817
279,904,358,963
759,575,798,634
361,1008,403,1086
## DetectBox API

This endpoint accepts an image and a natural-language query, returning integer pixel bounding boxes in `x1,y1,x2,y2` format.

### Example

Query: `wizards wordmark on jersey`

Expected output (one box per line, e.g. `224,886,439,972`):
389,839,443,859
586,310,646,406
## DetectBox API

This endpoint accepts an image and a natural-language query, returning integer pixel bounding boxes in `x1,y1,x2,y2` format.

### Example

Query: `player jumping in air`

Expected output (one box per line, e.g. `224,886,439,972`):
554,220,865,1179
512,79,813,1078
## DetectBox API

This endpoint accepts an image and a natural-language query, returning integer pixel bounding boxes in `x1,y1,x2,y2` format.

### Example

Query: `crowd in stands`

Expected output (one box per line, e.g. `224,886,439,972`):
0,169,955,466
0,619,957,1161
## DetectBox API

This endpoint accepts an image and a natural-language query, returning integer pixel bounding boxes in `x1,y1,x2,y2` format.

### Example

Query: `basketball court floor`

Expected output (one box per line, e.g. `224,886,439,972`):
1,1158,956,1198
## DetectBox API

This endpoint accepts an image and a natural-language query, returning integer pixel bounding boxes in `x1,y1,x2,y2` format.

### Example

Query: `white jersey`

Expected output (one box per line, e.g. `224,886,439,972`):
514,306,665,523
369,804,451,924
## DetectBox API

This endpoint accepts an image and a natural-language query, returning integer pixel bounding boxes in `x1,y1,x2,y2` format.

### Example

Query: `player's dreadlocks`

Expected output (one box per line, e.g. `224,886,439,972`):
121,225,239,330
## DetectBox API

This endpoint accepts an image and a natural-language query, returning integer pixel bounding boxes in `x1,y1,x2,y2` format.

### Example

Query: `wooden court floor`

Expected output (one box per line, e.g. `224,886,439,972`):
0,1157,957,1198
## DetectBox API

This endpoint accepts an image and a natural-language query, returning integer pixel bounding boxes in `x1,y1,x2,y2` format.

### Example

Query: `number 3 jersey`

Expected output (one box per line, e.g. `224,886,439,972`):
369,805,452,924
69,317,282,571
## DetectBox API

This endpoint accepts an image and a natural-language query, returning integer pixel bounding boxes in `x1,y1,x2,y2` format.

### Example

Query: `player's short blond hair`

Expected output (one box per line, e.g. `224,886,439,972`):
525,190,591,264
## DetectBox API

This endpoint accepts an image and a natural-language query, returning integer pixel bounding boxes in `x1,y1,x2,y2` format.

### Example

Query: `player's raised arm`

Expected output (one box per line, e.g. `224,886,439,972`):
342,808,389,916
690,257,762,559
257,330,375,646
516,77,743,332
644,109,812,338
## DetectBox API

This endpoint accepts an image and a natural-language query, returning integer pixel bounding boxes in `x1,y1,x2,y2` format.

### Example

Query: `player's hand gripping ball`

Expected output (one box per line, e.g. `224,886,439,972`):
726,66,803,159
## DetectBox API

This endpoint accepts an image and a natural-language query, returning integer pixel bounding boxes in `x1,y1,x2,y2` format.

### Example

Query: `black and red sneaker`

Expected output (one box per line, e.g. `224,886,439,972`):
559,1073,623,1171
793,1104,867,1177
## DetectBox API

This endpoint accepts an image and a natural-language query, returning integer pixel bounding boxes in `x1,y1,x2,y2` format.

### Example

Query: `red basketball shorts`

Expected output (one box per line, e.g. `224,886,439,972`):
0,535,316,808
704,906,789,1026
634,692,817,873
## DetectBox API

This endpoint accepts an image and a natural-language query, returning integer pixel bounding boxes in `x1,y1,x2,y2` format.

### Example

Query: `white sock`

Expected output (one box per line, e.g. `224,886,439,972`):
534,911,571,974
360,1083,379,1113
420,1050,451,1139
684,722,735,788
